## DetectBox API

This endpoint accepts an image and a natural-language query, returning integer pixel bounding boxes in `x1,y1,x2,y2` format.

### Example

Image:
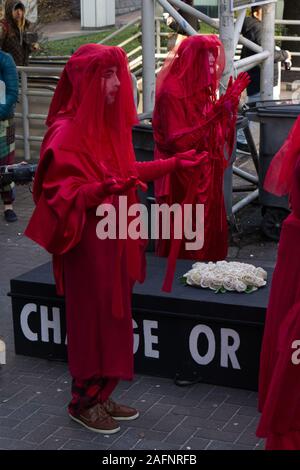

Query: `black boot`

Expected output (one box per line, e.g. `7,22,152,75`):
4,209,18,223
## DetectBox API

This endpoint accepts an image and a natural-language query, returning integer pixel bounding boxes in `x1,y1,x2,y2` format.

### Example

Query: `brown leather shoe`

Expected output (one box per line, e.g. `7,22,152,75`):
103,398,139,421
69,403,120,434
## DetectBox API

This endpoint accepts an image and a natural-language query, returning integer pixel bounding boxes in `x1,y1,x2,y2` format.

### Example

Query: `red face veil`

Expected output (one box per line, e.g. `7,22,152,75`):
46,43,138,179
264,115,300,196
155,35,225,103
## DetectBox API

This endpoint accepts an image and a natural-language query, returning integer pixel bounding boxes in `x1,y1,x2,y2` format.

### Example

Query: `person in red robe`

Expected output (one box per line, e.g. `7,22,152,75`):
25,44,206,434
152,35,250,270
257,115,300,450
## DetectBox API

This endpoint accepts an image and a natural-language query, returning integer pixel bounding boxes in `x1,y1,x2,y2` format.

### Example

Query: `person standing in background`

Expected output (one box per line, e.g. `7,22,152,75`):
0,49,19,222
163,0,200,50
0,0,39,66
237,6,291,153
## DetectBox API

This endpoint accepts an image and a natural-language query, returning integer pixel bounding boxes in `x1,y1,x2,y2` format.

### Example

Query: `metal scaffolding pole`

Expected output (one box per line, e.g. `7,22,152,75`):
218,1,235,217
218,0,235,87
261,2,276,101
157,0,198,36
167,0,262,53
142,0,156,113
233,9,246,51
236,51,270,72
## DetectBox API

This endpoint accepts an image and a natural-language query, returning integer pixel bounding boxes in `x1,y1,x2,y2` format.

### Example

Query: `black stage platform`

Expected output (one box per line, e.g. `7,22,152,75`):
9,254,272,391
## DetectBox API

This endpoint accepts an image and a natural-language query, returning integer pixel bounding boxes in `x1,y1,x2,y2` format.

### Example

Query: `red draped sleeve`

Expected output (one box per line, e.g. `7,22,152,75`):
135,158,177,182
26,152,109,256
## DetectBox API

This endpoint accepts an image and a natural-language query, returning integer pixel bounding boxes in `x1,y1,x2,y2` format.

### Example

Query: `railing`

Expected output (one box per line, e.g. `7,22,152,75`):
275,19,300,72
16,8,300,164
16,66,63,161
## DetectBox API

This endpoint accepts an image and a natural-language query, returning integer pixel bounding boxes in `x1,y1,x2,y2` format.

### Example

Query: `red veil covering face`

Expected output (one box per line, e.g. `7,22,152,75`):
153,35,241,282
155,34,225,103
25,44,145,297
264,115,300,204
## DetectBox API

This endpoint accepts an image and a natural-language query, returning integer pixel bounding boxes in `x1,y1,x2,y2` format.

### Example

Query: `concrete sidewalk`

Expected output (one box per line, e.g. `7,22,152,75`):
41,10,141,41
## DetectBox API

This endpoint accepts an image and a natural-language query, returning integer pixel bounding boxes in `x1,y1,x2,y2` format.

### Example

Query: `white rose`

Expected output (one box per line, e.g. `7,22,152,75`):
223,276,236,291
200,275,211,289
190,271,202,285
234,280,247,292
255,267,268,280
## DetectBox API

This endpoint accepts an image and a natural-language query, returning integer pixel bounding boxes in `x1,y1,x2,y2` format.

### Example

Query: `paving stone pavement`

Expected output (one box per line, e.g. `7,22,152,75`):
0,176,276,451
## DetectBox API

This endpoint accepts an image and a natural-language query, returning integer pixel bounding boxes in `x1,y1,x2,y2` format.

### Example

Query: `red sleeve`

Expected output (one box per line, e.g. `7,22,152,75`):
135,158,177,182
26,145,111,256
153,93,197,154
153,93,226,154
80,181,109,209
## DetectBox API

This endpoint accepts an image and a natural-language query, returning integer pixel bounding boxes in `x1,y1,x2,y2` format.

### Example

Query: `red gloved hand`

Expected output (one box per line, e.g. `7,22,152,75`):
176,150,209,170
231,72,251,98
103,175,138,195
219,73,251,115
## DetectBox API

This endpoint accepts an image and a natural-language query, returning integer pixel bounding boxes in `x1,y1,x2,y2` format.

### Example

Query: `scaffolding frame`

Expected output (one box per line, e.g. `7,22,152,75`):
142,0,276,110
141,0,277,219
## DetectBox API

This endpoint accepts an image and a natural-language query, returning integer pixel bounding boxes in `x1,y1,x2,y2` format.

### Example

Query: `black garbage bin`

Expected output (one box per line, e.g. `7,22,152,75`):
246,101,300,240
132,119,155,251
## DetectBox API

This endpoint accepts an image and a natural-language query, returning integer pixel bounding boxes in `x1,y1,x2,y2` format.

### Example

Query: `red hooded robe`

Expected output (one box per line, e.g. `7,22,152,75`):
152,35,249,276
25,44,179,381
257,116,300,450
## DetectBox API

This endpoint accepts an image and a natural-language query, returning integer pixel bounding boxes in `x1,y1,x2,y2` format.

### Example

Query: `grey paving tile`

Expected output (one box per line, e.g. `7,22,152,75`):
134,440,180,450
158,396,199,407
164,425,197,446
172,406,213,419
60,439,109,450
237,406,259,417
182,437,211,450
23,423,58,444
36,437,69,450
132,393,162,413
236,430,261,447
53,425,98,442
0,437,27,450
92,428,129,447
194,427,239,443
0,405,15,417
13,413,51,433
206,440,253,450
10,440,37,450
0,426,30,440
0,416,21,428
108,427,144,450
123,403,173,429
8,402,41,420
152,412,185,433
209,403,240,422
222,414,254,434
38,404,68,416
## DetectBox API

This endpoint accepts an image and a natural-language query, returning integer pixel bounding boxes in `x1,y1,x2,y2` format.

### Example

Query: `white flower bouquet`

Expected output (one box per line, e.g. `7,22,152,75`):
182,261,267,294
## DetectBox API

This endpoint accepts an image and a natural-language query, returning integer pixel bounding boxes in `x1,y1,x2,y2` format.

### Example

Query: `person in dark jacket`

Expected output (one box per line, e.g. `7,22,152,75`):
0,49,19,222
237,6,291,153
163,0,200,49
0,0,39,66
241,6,290,99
